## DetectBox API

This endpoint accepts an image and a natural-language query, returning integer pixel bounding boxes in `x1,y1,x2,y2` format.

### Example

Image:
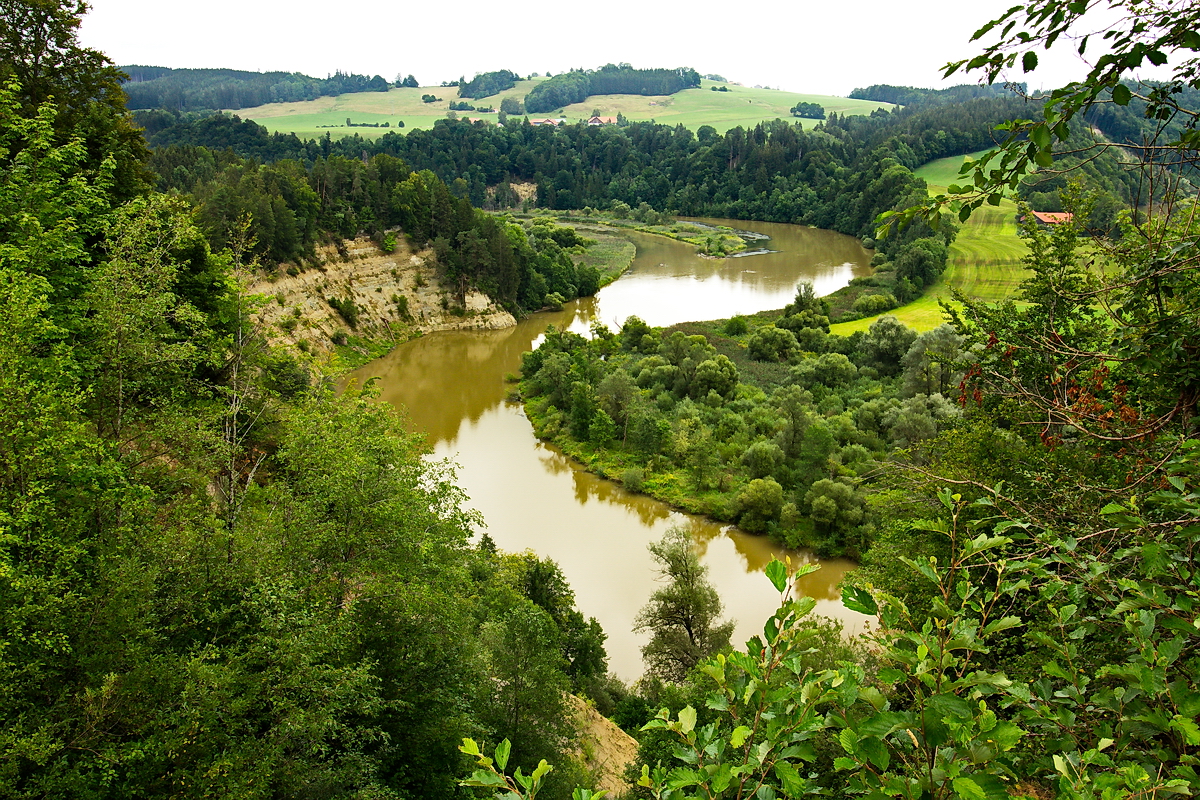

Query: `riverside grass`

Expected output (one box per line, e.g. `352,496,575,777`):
241,79,894,139
831,150,1030,335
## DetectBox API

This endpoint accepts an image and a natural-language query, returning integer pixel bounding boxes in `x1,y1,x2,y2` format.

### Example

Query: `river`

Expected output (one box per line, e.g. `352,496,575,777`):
352,219,873,679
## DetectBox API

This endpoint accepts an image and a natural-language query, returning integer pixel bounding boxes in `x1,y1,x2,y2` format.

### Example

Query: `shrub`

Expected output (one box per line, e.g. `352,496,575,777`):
852,293,898,315
722,315,748,336
621,467,645,493
747,326,799,362
393,294,410,319
327,296,359,328
737,477,784,533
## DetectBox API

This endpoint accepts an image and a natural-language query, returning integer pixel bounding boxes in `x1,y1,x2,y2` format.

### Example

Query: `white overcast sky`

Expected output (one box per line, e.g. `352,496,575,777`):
77,0,1124,97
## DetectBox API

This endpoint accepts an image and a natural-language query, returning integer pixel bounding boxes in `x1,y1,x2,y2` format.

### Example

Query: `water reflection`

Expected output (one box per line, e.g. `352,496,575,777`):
354,219,872,678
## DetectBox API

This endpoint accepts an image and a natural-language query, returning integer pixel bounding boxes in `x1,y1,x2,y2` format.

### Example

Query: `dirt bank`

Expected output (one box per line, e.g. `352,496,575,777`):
249,235,515,358
568,695,639,797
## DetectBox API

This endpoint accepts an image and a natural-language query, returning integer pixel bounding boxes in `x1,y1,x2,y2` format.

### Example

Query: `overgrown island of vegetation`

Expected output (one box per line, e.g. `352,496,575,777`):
518,281,964,559
4,1,1200,799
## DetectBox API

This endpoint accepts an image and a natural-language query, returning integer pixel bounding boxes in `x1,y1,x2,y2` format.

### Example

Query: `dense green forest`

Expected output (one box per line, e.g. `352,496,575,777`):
0,6,617,798
457,69,521,99
524,65,702,113
130,90,1067,287
519,294,968,558
134,85,1138,235
848,82,1024,106
5,0,1200,798
120,66,393,111
142,139,604,312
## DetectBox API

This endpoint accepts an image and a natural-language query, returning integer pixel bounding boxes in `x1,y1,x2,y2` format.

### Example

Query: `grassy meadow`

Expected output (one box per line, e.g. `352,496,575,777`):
240,79,895,139
830,150,1030,335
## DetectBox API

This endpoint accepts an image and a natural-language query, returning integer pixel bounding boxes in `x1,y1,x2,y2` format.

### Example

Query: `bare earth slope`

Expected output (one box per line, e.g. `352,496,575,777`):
568,695,639,797
249,235,515,357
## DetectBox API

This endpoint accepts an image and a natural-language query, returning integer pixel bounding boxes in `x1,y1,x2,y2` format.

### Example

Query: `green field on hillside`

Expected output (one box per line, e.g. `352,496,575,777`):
831,150,1030,335
241,79,895,139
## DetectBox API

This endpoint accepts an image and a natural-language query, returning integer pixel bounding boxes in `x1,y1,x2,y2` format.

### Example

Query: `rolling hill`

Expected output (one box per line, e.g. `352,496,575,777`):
236,78,896,139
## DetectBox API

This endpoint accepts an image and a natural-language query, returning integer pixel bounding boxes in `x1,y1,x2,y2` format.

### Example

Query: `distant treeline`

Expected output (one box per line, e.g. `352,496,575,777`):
524,64,701,113
458,69,521,99
849,83,1023,106
137,92,1041,229
139,97,1066,312
120,66,392,111
1084,82,1200,158
138,90,1141,310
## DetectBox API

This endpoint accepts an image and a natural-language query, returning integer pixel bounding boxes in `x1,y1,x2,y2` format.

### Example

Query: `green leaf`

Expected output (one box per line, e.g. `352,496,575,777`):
953,776,987,800
460,738,481,757
573,789,608,800
1170,715,1200,745
775,762,807,796
765,558,787,592
1022,52,1038,73
972,773,1014,800
928,693,972,720
1030,125,1052,151
877,668,906,685
964,533,1011,556
461,770,506,788
859,736,891,771
842,585,878,615
1112,83,1132,105
678,705,697,734
495,738,511,772
987,721,1024,750
833,757,857,771
859,711,911,738
730,725,753,748
859,686,887,711
982,616,1022,636
901,556,941,585
711,764,733,794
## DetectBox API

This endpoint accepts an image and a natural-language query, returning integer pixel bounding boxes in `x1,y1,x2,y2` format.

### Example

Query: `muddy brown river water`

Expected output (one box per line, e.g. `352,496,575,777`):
353,219,874,678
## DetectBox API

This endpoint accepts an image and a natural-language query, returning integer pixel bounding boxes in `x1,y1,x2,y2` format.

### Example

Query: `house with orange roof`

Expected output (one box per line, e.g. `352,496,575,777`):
1021,211,1074,226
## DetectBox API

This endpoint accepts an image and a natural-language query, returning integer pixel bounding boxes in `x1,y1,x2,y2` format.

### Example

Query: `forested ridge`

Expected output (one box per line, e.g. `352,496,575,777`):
5,0,1200,798
131,91,1059,300
848,83,1024,107
120,65,394,111
135,85,1140,249
524,65,702,113
457,69,522,100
